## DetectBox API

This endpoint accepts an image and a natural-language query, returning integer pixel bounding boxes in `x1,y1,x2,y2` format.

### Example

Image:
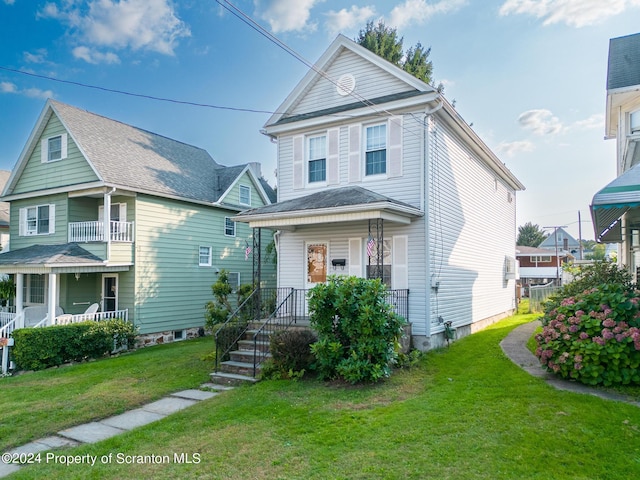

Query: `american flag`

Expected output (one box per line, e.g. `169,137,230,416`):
367,236,375,257
245,241,252,261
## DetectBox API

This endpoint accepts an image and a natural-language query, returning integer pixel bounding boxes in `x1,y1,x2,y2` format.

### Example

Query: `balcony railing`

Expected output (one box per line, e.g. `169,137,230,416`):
68,221,134,243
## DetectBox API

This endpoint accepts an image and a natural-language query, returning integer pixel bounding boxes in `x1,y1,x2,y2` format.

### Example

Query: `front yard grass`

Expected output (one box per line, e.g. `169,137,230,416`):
4,313,640,479
0,336,214,451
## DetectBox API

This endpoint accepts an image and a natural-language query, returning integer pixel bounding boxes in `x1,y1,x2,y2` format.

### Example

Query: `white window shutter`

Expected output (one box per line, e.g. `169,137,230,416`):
61,133,68,160
348,238,362,277
48,204,55,234
19,208,26,236
119,203,127,221
392,235,408,289
327,128,340,185
41,139,48,163
348,125,361,183
293,135,304,190
388,116,403,178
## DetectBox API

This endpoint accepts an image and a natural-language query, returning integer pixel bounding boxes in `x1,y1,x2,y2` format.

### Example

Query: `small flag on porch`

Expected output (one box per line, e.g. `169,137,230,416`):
245,241,252,261
367,236,375,257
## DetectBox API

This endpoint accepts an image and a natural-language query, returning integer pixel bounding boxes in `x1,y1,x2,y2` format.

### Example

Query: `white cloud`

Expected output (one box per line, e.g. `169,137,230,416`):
23,49,48,64
72,46,120,64
254,0,320,33
388,0,467,29
518,109,563,135
0,81,52,99
499,0,639,28
39,0,190,56
496,140,535,157
324,5,377,37
572,113,605,130
3,0,16,5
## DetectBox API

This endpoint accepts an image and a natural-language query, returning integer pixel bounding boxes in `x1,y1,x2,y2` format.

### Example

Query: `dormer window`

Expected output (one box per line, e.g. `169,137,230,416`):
41,133,68,163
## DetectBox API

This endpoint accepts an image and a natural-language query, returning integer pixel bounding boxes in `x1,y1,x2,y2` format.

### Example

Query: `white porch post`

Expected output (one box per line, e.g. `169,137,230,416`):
47,273,58,326
15,273,24,329
104,189,113,260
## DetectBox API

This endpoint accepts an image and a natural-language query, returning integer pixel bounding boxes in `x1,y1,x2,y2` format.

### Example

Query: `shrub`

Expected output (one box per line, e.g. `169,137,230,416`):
212,322,247,362
308,275,406,384
11,319,137,371
262,329,317,379
536,282,640,386
205,270,255,329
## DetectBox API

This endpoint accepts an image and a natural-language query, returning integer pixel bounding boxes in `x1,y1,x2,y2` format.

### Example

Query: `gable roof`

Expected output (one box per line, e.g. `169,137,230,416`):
3,100,273,207
537,227,580,250
264,34,438,130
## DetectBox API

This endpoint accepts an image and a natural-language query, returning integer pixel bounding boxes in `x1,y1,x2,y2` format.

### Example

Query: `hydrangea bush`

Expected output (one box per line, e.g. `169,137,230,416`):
536,282,640,386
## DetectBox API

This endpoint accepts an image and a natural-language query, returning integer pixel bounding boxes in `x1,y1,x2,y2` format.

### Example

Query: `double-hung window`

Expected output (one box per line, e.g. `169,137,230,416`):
308,135,327,183
239,185,251,206
21,204,53,236
199,246,212,266
225,217,236,237
41,133,67,163
365,124,387,176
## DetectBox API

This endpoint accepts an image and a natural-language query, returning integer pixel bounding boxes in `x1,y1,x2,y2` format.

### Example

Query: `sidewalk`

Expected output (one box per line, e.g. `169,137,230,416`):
0,383,231,478
500,320,640,408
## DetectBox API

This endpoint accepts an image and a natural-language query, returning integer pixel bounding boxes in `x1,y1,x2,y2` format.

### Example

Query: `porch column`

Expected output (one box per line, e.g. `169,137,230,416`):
15,273,24,329
104,188,114,260
47,273,58,326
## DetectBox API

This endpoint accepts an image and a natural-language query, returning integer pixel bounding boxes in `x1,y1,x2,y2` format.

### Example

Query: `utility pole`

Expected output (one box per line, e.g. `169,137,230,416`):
544,225,568,286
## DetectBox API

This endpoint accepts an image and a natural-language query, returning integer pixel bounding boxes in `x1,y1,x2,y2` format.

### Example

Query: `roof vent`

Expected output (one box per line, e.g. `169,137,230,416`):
336,74,356,96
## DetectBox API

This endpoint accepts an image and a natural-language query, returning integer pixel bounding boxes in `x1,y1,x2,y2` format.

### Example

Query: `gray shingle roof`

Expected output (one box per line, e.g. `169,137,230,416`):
0,243,104,266
50,100,272,204
238,185,416,216
607,32,640,91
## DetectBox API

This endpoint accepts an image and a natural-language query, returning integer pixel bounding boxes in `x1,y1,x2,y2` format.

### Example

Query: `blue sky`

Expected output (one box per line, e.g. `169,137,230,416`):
1,0,639,241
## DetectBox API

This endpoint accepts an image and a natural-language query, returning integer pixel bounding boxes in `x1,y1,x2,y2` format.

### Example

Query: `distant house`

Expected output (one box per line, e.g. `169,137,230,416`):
0,170,9,252
537,227,582,259
516,245,572,290
0,100,275,344
591,32,640,279
235,35,525,349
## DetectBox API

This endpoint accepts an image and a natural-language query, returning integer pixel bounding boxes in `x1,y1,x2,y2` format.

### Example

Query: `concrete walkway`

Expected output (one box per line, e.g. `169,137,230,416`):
0,384,231,478
500,320,640,408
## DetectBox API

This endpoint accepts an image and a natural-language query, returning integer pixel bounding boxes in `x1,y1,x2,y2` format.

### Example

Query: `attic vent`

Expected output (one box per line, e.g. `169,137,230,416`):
336,74,356,96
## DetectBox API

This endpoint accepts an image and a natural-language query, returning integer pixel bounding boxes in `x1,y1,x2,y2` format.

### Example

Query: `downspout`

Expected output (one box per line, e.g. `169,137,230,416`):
423,97,444,343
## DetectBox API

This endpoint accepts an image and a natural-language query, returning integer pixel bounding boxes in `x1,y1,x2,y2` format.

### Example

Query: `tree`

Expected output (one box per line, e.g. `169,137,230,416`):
517,222,548,247
355,21,440,89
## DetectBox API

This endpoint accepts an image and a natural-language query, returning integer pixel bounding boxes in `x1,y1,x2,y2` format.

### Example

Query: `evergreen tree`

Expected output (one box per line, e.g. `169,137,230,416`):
517,222,548,247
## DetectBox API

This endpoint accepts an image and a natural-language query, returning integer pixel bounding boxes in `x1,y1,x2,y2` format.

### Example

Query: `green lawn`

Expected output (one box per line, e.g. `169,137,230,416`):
3,313,640,479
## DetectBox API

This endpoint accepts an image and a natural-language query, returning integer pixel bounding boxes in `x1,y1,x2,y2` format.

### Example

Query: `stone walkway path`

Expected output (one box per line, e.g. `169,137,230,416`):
500,320,640,408
0,383,231,478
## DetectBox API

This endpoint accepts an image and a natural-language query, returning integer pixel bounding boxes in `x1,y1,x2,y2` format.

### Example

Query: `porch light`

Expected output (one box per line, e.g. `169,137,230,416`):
75,273,81,281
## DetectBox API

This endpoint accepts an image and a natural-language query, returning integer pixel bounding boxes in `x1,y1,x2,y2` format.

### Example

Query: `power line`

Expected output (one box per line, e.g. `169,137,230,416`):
0,65,276,114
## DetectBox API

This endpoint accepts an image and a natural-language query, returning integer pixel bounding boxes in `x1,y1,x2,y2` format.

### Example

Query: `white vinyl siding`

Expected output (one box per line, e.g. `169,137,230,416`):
348,238,362,277
427,117,516,332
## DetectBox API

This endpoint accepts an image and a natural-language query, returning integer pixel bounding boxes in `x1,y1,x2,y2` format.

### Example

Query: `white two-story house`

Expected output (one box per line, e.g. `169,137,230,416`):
591,32,640,279
236,35,525,349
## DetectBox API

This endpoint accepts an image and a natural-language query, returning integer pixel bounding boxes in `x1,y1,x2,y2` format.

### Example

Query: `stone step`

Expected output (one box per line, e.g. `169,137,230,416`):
237,339,270,353
200,382,235,392
209,371,258,387
219,360,258,377
229,349,271,364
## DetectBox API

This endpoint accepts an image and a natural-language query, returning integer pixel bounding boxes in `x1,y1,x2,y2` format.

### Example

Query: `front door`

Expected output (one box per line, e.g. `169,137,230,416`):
306,243,328,288
102,274,118,312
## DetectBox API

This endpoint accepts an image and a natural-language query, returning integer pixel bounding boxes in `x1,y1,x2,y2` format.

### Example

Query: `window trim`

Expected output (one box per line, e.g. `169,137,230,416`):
307,133,327,185
41,133,68,163
239,184,251,206
364,123,387,177
19,204,55,236
224,217,236,237
199,246,212,267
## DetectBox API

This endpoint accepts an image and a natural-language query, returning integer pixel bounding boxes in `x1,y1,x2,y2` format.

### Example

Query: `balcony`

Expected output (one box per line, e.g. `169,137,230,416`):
68,221,134,243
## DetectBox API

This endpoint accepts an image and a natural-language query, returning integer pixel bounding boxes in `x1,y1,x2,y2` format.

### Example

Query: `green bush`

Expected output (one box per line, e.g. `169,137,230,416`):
213,322,247,362
262,329,317,379
11,319,137,371
308,275,406,384
536,281,640,386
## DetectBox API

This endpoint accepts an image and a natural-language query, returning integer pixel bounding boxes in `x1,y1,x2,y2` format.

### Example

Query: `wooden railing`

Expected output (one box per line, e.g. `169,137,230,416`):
68,221,134,243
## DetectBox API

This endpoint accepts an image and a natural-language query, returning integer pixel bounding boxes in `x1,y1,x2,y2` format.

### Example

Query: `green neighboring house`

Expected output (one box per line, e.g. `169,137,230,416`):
0,99,275,344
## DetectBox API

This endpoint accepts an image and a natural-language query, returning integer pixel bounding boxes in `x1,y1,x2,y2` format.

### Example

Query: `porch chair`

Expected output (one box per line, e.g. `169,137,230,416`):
83,303,100,320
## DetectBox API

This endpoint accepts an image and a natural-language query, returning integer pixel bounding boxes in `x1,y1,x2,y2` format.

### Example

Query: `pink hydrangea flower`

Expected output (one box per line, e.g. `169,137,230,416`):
593,336,605,346
603,318,616,328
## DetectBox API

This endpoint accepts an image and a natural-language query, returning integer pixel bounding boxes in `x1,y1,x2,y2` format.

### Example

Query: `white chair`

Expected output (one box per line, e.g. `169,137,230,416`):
83,303,100,320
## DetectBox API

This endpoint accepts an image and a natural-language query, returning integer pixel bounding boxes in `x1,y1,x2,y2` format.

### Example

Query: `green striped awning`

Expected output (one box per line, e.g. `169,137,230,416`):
591,164,640,242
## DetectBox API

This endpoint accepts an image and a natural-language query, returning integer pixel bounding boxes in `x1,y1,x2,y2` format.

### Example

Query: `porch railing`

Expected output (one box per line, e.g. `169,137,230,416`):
68,221,134,243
